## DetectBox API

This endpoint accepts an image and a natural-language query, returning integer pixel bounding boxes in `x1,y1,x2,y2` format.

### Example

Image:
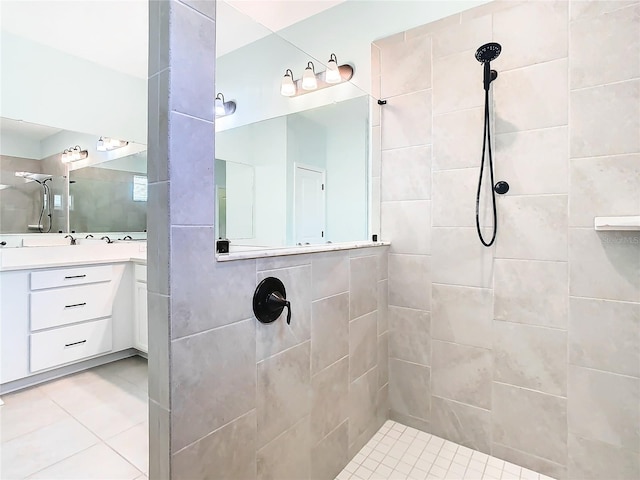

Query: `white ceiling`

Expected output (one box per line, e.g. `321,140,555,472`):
0,0,345,78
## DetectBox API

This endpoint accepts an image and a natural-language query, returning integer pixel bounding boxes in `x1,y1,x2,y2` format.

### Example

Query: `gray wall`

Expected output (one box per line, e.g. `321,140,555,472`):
147,2,389,478
375,1,640,479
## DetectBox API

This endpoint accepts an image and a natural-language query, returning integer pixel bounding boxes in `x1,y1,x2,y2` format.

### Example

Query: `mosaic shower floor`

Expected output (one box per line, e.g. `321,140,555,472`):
336,421,555,480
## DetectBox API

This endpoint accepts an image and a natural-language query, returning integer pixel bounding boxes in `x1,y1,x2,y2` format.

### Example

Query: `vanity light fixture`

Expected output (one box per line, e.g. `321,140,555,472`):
302,62,318,90
61,145,88,163
280,69,296,97
325,53,341,84
215,93,237,117
97,136,129,151
280,54,354,98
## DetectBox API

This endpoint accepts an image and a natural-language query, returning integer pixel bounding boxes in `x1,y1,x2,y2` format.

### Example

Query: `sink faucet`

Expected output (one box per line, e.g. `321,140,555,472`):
65,234,76,245
85,234,94,239
101,236,113,244
121,235,133,241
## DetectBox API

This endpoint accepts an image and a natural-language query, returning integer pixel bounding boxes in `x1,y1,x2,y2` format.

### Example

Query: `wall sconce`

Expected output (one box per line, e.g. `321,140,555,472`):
215,93,236,117
61,145,88,163
280,53,354,98
97,136,129,151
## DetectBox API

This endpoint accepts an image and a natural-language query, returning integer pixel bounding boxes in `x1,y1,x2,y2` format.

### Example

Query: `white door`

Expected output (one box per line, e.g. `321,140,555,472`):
294,164,325,244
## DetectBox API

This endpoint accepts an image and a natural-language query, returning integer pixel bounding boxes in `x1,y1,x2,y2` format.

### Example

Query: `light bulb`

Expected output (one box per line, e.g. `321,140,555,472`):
215,94,226,116
280,69,296,97
302,62,317,90
325,54,341,84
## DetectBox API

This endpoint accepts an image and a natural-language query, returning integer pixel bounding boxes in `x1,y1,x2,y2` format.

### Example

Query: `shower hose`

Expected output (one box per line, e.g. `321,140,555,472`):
475,89,497,247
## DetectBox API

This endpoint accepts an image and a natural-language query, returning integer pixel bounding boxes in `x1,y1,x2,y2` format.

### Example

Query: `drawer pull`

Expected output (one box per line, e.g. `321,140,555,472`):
64,302,87,309
64,339,87,348
64,274,87,279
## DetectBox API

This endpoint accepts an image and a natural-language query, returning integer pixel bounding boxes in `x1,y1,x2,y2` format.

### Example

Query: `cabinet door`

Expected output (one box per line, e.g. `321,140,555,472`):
134,281,148,353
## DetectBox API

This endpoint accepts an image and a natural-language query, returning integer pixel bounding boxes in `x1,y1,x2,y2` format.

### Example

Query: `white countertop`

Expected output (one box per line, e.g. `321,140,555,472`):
0,243,147,271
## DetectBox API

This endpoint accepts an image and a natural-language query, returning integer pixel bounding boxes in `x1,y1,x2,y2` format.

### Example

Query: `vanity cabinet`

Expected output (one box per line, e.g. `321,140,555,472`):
133,264,148,353
0,262,134,389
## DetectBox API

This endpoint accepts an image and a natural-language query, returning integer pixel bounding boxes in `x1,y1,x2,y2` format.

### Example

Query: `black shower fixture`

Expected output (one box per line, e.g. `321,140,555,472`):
474,42,509,248
475,42,501,91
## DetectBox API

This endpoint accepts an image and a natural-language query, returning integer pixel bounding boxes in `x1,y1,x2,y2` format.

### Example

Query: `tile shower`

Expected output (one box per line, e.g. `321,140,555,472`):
147,1,639,479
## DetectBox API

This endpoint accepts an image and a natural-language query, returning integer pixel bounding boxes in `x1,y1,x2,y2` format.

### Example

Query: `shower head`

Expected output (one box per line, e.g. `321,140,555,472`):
475,42,502,63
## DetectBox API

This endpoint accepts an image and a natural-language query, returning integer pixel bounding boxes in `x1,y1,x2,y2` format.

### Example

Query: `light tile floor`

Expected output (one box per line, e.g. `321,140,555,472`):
1,356,148,480
336,421,556,480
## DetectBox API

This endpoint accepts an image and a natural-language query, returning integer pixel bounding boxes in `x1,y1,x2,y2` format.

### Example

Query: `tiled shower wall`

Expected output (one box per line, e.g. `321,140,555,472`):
147,1,389,478
374,1,640,479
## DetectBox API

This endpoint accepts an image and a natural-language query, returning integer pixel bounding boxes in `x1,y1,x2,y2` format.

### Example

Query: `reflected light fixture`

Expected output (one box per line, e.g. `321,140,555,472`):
280,69,296,97
280,53,354,97
302,61,318,90
215,93,237,117
325,53,341,83
61,145,88,163
97,136,129,151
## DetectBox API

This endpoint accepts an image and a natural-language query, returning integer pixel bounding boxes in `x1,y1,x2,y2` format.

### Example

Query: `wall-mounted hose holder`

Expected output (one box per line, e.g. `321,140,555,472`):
253,277,291,325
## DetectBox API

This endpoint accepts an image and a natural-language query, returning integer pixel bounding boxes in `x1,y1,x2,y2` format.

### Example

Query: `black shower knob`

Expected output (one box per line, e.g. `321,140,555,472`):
494,181,510,195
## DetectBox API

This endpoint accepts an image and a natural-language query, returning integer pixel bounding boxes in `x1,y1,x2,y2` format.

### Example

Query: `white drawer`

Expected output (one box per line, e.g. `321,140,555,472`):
30,283,113,331
31,265,112,290
134,264,147,283
30,318,112,372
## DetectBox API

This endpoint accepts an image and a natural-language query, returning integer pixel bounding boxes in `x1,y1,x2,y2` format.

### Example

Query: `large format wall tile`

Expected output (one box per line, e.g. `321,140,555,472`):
570,0,639,20
569,154,640,227
492,382,567,464
432,227,494,288
570,5,640,89
381,200,431,254
433,50,484,115
493,1,568,71
568,433,640,480
381,90,432,150
569,297,640,378
431,284,493,349
172,411,256,480
431,340,492,409
430,396,491,454
432,107,483,170
568,365,640,450
381,145,431,201
491,442,567,480
311,421,349,480
493,321,567,396
257,417,310,480
494,259,568,329
570,79,640,158
310,357,348,445
389,359,431,421
495,59,568,134
311,252,348,301
389,306,431,366
311,293,349,375
381,34,432,98
350,255,378,320
171,320,256,451
569,228,640,302
349,366,379,444
432,14,491,59
256,265,312,361
378,332,389,388
495,127,569,195
378,279,389,335
496,195,568,261
388,254,431,310
257,342,311,448
350,311,378,381
432,168,479,227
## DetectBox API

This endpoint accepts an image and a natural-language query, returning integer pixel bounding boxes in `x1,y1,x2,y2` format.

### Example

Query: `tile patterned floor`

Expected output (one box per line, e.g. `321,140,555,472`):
336,421,556,480
0,356,148,480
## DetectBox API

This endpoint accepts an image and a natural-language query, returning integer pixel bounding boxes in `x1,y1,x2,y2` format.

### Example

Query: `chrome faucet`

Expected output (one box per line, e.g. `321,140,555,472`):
65,235,76,245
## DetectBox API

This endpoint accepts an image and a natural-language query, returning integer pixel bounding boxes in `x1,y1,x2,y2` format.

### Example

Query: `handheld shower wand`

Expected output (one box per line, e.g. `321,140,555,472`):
474,42,508,247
